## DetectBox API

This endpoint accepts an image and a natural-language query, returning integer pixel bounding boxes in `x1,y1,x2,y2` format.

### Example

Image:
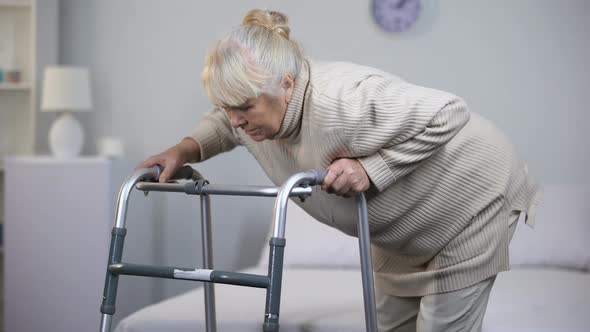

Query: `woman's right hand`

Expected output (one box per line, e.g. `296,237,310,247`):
135,137,201,183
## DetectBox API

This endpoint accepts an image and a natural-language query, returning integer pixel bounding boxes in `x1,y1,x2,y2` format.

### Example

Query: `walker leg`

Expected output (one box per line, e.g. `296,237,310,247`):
99,314,112,332
356,194,378,332
260,170,326,332
200,186,217,332
99,227,127,332
262,237,285,332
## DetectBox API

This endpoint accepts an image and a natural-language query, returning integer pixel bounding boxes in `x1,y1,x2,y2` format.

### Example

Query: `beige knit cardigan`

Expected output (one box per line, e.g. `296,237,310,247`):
191,59,542,296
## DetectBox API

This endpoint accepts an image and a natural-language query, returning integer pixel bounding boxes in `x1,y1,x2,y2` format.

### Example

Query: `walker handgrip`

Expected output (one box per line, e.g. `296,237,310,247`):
308,169,328,186
154,165,204,182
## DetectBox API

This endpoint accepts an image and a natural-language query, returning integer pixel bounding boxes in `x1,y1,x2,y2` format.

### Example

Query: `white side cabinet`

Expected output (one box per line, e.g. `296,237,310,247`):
4,157,161,332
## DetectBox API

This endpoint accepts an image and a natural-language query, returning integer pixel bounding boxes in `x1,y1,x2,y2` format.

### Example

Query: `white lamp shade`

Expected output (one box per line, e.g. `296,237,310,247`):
41,66,93,112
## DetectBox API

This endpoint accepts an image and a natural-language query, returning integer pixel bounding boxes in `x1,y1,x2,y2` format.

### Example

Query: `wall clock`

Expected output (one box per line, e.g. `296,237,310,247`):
372,0,422,33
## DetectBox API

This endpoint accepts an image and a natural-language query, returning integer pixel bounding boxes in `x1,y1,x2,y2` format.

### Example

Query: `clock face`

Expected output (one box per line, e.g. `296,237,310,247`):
373,0,421,33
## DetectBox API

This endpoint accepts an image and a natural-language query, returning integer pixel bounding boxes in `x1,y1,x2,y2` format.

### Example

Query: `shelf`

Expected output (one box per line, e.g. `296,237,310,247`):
0,82,31,91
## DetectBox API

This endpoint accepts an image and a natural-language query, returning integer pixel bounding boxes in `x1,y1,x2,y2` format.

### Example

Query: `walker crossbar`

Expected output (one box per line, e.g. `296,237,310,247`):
99,166,377,332
136,182,313,197
108,263,270,288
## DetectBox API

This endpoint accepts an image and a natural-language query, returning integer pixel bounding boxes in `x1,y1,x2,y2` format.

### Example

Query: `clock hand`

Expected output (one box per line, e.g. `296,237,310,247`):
396,0,409,9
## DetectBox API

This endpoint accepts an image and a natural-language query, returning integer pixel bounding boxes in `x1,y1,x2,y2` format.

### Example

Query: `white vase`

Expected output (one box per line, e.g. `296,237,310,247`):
48,112,84,158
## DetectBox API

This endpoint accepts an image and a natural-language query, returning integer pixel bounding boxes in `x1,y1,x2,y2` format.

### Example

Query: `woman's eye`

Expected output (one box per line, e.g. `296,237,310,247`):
223,104,252,112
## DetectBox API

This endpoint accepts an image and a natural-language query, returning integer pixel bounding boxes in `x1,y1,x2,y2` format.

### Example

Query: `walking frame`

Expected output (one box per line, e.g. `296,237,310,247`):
99,166,378,332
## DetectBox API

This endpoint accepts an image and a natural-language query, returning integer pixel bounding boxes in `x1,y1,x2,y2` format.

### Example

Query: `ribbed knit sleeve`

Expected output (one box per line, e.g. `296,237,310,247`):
189,108,240,162
348,78,470,191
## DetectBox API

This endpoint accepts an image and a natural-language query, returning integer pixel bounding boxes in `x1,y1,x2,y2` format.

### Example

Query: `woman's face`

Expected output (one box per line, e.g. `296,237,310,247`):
223,77,294,142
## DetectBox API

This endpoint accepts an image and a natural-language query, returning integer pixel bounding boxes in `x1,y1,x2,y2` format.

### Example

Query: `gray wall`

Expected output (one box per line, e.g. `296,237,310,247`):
54,0,590,300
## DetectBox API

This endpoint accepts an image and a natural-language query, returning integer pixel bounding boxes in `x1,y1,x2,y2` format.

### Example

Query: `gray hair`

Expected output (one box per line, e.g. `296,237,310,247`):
203,9,304,107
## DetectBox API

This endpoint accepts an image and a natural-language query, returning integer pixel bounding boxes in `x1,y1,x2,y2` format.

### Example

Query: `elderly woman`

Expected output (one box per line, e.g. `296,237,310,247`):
137,9,542,332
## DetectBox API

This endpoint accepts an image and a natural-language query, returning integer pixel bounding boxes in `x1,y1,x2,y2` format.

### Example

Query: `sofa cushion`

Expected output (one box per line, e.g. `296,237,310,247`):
509,184,590,271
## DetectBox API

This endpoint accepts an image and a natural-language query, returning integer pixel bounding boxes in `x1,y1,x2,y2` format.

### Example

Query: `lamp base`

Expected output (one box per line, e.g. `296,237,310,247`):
49,112,84,158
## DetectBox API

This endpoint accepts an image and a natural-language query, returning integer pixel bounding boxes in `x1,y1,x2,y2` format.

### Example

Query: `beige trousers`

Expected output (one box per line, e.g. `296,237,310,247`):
376,275,496,332
376,213,521,332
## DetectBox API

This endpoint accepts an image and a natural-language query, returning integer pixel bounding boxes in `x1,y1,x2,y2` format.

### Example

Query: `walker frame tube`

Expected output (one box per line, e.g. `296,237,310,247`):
263,170,377,332
99,167,377,332
100,166,161,332
356,193,378,332
199,182,216,332
264,170,324,331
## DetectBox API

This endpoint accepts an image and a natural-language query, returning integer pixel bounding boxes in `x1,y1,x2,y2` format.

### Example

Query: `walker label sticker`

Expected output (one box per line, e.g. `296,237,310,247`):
173,269,212,281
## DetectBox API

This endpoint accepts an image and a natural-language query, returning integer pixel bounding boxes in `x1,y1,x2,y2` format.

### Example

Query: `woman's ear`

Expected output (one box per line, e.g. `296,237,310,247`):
282,74,295,104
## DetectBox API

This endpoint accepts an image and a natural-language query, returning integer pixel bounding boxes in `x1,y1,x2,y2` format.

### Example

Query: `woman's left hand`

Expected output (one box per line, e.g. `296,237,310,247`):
321,158,371,197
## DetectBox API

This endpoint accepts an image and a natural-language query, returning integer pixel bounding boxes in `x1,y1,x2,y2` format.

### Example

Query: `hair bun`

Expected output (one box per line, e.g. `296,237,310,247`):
242,9,291,40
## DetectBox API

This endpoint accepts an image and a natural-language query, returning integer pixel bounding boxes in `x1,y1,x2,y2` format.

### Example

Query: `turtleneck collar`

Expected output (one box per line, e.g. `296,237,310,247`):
272,59,310,140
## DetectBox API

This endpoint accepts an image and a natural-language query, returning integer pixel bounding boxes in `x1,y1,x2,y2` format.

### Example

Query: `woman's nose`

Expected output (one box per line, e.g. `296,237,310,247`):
227,110,246,128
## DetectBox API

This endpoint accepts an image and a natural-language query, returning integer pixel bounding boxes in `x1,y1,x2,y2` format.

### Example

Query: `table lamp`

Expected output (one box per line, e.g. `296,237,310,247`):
41,66,92,158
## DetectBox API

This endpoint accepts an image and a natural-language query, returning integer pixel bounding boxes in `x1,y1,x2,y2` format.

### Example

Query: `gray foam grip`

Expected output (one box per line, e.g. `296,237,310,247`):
310,169,328,185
